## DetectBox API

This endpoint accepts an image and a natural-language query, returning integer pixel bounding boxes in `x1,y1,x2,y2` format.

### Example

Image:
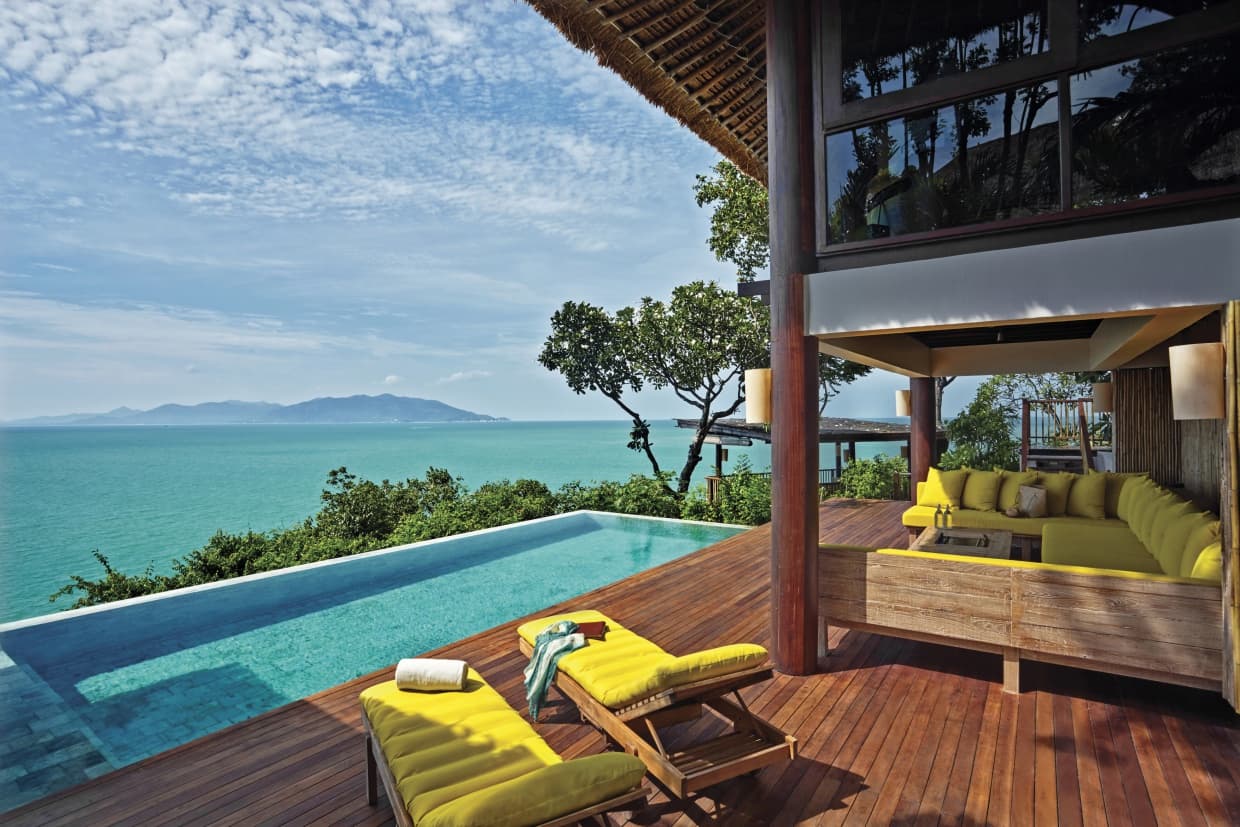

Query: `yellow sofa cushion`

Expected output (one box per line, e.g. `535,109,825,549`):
420,753,645,827
1116,476,1159,523
1065,472,1106,519
1040,522,1162,574
917,467,968,508
361,672,563,824
1093,471,1147,518
517,610,767,709
1155,511,1211,578
1181,520,1221,579
1189,542,1223,582
1039,472,1076,517
997,471,1039,511
1133,491,1180,544
961,470,1001,511
1146,501,1194,570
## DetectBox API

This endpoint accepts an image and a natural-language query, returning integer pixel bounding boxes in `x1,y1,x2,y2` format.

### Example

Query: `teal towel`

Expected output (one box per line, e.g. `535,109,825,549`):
524,620,585,720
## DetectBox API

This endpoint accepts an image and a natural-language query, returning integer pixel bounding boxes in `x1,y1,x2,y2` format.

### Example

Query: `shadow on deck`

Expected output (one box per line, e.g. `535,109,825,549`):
5,499,1238,826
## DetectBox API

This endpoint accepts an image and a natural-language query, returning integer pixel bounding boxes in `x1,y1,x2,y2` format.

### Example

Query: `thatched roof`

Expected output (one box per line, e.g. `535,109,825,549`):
525,0,767,183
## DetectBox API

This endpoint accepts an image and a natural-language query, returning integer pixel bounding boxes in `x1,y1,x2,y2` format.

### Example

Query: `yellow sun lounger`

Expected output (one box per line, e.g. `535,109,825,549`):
517,610,797,798
361,668,646,827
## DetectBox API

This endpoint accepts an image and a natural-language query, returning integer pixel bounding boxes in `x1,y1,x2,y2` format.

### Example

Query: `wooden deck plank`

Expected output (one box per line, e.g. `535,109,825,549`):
3,499,1238,827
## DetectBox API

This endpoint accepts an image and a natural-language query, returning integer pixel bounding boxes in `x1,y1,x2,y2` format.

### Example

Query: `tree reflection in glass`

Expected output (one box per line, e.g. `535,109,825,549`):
842,0,1049,102
1078,1,1226,44
827,83,1060,243
1072,34,1240,207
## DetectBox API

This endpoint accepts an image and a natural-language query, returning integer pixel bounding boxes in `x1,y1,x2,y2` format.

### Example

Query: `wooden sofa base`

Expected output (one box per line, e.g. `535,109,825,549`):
519,639,797,799
362,705,646,827
821,546,1224,695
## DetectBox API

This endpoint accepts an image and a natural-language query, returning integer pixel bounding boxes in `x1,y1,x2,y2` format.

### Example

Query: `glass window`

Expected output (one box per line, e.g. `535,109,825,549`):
841,0,1050,102
826,83,1061,244
1071,34,1240,207
1079,1,1228,44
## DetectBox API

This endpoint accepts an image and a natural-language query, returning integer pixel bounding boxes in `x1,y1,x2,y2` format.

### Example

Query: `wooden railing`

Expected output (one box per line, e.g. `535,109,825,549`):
1020,397,1112,472
706,468,840,503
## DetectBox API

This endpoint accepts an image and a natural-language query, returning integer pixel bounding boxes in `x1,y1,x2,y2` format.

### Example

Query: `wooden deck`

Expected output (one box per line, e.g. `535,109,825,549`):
6,499,1239,826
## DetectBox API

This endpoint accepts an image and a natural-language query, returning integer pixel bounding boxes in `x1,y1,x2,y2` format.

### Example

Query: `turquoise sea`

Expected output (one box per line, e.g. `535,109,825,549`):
0,420,896,623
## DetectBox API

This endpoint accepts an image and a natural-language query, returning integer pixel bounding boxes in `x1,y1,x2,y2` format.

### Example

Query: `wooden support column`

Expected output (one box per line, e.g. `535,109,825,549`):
767,0,819,675
909,377,936,488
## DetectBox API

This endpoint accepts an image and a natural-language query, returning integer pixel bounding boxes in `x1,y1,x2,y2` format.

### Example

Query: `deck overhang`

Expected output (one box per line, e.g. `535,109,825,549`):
807,218,1238,377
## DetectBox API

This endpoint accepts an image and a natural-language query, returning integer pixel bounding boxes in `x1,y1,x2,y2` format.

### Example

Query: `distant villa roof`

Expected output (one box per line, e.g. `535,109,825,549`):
675,417,947,445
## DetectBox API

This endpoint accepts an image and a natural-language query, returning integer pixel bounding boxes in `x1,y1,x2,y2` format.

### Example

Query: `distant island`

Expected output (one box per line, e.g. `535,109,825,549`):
6,394,503,426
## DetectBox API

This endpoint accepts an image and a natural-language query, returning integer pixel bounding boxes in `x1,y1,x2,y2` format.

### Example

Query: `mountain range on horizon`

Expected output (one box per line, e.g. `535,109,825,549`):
5,394,503,427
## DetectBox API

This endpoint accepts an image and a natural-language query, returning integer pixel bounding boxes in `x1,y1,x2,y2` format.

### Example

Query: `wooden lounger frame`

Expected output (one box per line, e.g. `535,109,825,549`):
518,639,798,798
362,703,647,827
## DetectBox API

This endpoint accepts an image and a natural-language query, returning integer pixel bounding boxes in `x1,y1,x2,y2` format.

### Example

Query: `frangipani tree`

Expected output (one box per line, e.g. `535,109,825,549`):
540,281,768,495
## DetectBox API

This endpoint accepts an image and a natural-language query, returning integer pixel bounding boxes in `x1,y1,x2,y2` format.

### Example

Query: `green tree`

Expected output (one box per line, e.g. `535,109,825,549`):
839,455,909,500
693,160,770,282
694,160,873,410
540,281,768,495
939,377,1022,471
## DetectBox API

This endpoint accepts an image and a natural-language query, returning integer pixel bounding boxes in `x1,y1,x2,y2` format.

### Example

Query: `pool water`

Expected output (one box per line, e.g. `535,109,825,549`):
0,512,742,812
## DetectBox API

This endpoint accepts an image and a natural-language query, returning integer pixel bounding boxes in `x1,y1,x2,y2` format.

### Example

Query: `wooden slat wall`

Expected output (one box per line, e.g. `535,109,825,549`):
1181,419,1224,512
1114,366,1181,485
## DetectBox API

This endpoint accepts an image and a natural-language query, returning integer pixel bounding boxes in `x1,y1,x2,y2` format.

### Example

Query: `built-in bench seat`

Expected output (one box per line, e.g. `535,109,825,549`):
823,469,1225,693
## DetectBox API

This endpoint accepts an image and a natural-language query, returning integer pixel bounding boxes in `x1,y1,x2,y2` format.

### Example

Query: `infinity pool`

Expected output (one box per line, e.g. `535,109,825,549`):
0,511,742,812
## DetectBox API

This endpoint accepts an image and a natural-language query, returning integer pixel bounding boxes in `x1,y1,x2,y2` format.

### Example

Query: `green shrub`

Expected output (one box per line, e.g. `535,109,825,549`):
53,468,709,608
681,458,771,525
838,455,909,500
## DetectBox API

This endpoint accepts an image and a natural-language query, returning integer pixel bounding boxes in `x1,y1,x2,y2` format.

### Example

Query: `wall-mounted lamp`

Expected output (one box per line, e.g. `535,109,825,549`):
1168,342,1225,420
1091,381,1113,414
895,388,911,417
744,368,772,425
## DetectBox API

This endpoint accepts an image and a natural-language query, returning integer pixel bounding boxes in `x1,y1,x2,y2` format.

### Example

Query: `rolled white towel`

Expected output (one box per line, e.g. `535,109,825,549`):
394,658,469,691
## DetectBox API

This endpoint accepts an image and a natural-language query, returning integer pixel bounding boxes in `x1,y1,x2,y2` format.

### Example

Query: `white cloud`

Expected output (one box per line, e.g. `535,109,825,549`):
382,374,401,385
0,291,455,363
438,369,491,384
0,0,687,245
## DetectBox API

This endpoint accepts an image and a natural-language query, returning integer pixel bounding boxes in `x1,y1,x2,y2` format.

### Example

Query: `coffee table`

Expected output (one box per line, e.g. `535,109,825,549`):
911,526,1014,560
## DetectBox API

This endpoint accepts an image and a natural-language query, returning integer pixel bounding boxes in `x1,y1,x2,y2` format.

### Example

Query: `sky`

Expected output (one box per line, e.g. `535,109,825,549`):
0,0,978,423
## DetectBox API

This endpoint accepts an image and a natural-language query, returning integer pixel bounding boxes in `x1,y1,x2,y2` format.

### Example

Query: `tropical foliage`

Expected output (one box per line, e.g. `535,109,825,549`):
52,466,758,609
682,457,772,526
839,455,909,500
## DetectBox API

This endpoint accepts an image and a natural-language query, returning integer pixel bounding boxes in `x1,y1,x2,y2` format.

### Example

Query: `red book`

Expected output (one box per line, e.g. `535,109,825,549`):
577,621,608,640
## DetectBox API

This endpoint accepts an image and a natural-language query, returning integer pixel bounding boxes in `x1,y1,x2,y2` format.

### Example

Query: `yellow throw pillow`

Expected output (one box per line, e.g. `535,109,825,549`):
917,467,968,508
1181,519,1221,577
1066,472,1107,519
1094,471,1147,518
1147,501,1193,570
1117,476,1158,523
1018,485,1048,518
1157,510,1210,576
1189,542,1223,582
997,471,1039,511
1040,472,1076,517
961,470,1001,511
